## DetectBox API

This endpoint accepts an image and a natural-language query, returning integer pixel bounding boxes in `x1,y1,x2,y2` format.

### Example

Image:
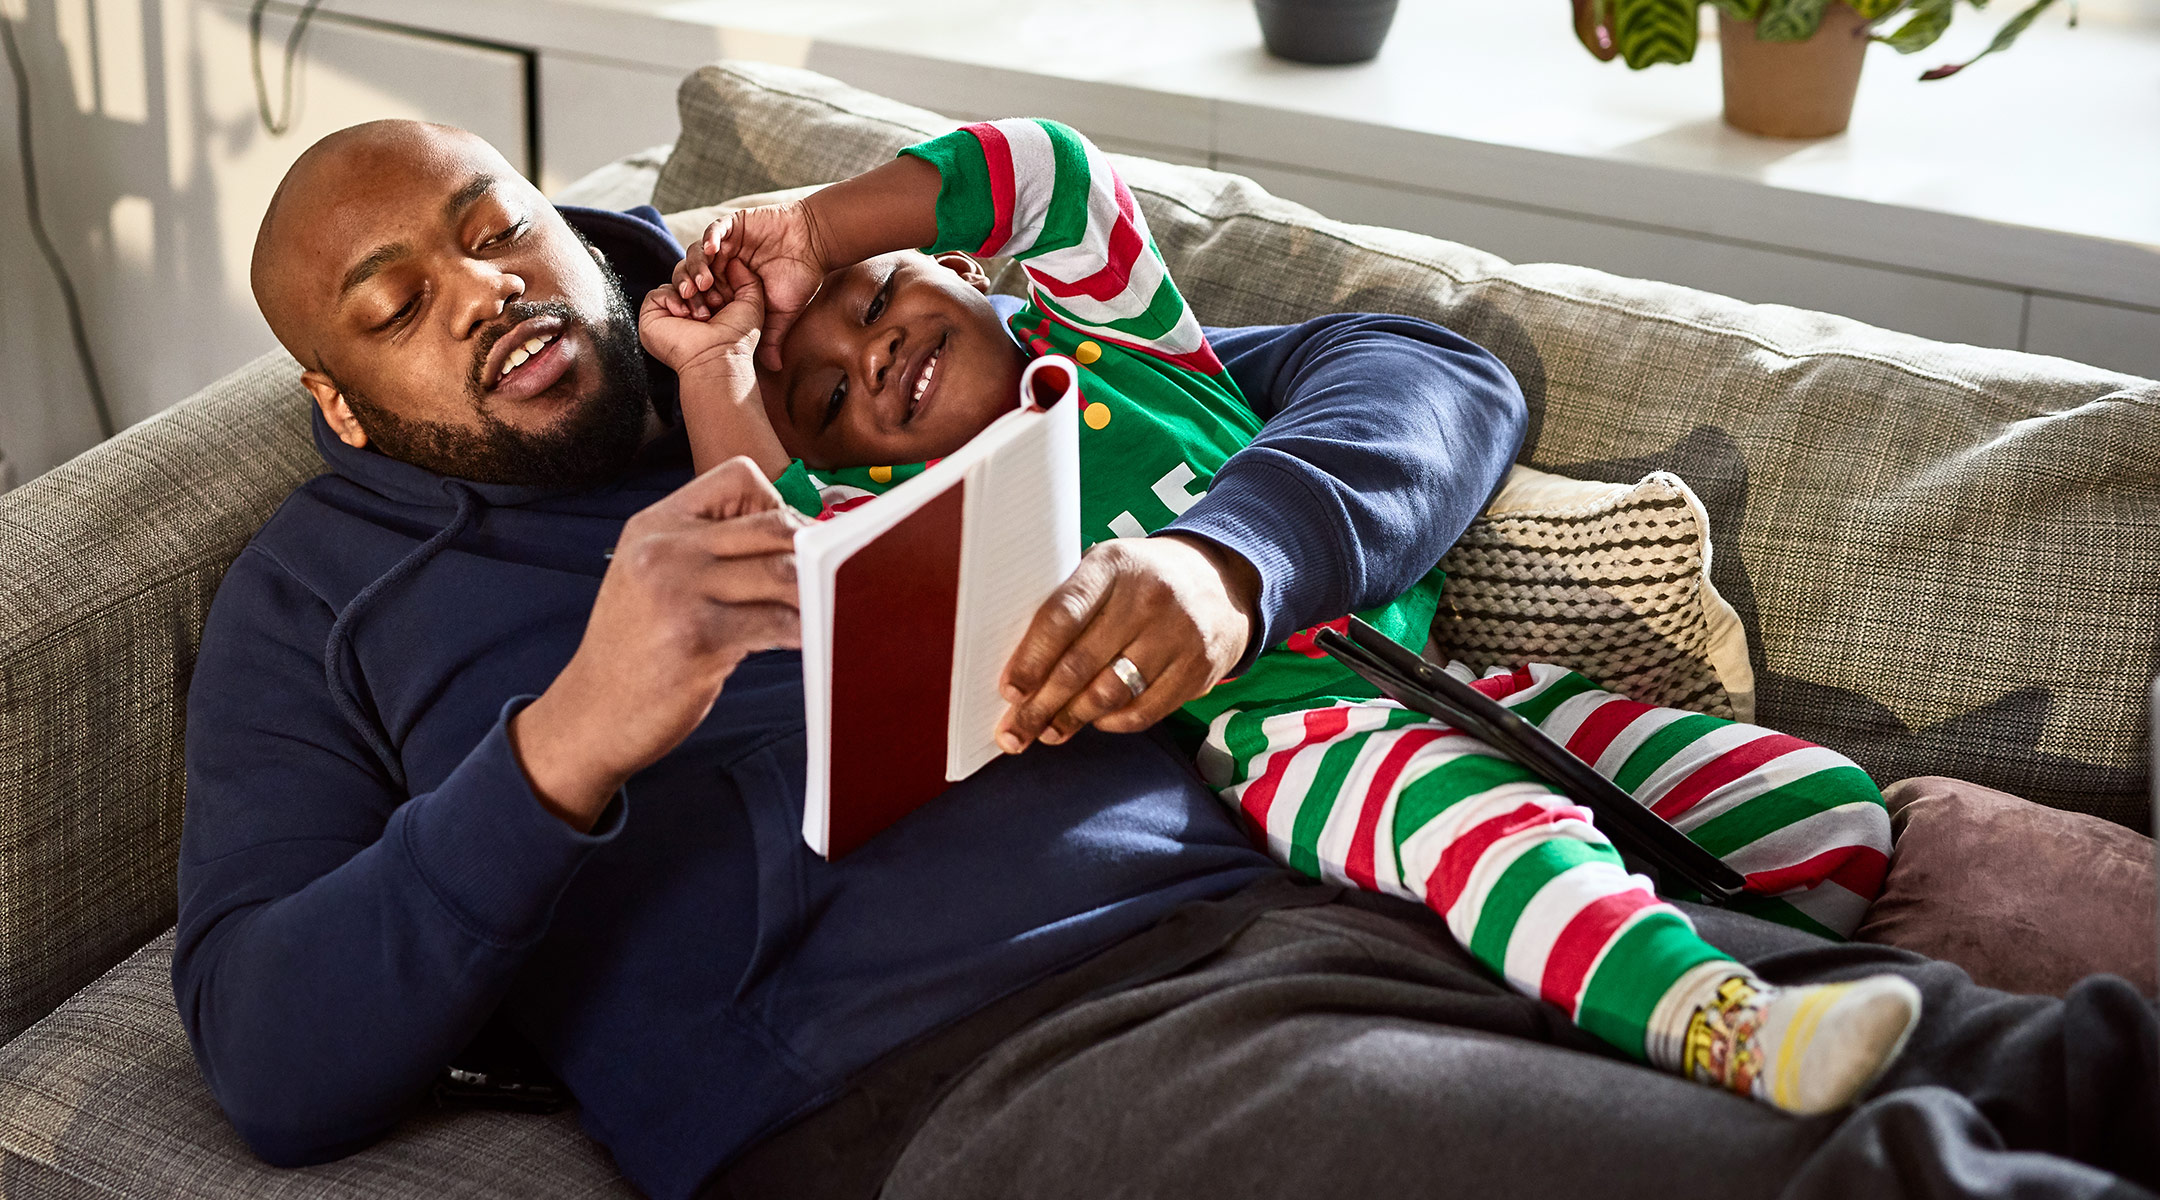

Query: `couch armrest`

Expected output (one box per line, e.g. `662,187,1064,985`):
0,351,319,1042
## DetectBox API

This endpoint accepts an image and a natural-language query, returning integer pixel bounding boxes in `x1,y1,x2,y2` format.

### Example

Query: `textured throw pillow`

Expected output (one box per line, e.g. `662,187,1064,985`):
1433,466,1755,722
1854,776,2157,996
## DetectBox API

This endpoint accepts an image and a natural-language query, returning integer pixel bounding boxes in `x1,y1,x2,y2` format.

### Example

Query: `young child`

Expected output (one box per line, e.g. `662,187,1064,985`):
637,118,1918,1115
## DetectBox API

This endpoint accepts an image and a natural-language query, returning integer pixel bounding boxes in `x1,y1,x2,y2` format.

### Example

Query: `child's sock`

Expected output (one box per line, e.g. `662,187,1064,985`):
1645,963,1922,1114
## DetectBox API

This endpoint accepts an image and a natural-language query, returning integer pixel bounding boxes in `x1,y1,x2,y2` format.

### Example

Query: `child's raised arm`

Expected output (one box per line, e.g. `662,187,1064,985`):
638,257,789,478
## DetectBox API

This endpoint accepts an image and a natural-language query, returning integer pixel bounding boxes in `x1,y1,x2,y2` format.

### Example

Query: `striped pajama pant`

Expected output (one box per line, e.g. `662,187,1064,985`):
1193,662,1892,1061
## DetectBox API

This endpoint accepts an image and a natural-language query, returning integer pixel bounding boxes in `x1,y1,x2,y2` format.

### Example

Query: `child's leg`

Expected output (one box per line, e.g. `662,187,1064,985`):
1200,699,1918,1114
1465,664,1893,938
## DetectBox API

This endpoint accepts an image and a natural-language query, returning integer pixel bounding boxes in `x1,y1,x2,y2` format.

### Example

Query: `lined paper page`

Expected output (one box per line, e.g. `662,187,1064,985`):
946,360,1082,781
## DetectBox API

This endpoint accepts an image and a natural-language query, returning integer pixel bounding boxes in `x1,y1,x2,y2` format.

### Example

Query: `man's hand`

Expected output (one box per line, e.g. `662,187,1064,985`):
509,458,806,830
675,205,830,372
996,533,1261,754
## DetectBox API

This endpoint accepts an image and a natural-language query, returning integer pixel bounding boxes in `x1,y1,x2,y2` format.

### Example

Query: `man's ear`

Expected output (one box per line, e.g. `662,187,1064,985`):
302,369,368,449
932,251,993,295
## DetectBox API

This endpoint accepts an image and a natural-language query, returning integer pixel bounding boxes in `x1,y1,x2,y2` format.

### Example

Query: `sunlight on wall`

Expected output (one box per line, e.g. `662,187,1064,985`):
110,194,154,270
54,0,94,112
94,0,147,122
160,0,189,188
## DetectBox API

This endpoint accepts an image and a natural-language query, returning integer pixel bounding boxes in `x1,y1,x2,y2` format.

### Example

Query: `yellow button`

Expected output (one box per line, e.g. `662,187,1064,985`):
869,465,893,483
1084,402,1112,430
1075,340,1102,365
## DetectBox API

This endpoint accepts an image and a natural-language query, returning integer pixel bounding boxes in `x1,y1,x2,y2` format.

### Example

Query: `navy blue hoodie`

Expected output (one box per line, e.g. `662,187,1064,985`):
175,204,1526,1198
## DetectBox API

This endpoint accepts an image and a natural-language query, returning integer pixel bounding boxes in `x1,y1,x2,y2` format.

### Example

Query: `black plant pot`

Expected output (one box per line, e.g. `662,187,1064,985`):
1254,0,1401,65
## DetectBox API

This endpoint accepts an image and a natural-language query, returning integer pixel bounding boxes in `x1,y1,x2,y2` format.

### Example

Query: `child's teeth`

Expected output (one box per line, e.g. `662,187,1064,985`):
914,348,939,401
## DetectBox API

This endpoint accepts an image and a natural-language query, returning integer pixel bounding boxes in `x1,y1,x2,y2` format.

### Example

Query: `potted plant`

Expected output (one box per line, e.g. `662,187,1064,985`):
1572,0,2071,138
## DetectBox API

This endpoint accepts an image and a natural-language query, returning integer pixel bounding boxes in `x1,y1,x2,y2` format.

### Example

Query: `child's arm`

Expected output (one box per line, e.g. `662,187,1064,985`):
638,257,789,478
679,119,1216,374
903,119,1219,373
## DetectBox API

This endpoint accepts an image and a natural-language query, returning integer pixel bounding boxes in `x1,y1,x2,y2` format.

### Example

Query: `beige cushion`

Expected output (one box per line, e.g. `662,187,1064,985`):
660,185,824,249
1856,777,2157,996
1435,466,1755,722
657,61,2160,824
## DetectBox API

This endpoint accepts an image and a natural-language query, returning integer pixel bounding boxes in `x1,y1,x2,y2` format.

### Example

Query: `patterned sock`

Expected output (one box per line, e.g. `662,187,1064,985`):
1646,967,1922,1114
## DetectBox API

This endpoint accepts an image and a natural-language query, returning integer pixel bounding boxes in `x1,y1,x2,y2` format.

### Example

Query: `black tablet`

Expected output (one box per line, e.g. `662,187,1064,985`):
1315,618,1747,902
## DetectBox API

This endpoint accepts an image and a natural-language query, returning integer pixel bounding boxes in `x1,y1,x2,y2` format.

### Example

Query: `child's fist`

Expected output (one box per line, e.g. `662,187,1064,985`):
676,204,829,371
640,258,766,382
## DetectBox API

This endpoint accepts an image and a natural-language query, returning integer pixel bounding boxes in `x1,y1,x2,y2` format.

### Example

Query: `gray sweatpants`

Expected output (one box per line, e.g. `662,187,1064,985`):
881,890,2157,1200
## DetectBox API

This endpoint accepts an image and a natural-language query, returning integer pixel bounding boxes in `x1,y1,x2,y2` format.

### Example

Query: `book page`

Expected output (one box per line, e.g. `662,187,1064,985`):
947,358,1083,781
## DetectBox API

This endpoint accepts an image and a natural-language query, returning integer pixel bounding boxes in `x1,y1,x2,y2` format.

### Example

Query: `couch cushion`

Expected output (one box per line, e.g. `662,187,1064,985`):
658,61,2159,825
0,932,633,1198
0,353,322,1042
1854,777,2157,997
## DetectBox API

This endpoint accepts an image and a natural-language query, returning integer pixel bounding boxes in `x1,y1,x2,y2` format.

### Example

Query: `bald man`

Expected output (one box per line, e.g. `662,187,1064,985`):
176,121,2158,1200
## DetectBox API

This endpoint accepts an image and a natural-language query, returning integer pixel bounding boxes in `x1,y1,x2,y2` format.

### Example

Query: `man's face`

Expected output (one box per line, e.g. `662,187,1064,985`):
256,122,649,486
757,250,1027,470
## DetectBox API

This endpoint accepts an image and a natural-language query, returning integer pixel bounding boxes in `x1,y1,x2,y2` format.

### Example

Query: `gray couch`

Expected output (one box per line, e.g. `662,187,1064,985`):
1,61,2153,1197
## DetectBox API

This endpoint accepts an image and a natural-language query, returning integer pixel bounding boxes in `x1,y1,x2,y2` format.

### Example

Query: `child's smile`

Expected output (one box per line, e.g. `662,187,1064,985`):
756,250,1027,471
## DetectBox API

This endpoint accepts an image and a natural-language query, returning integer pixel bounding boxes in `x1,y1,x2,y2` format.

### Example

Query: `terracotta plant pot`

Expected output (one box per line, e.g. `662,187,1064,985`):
1718,3,1870,138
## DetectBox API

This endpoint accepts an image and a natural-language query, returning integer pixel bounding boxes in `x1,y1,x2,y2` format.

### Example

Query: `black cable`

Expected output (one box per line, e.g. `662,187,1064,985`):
250,0,326,136
2,13,115,440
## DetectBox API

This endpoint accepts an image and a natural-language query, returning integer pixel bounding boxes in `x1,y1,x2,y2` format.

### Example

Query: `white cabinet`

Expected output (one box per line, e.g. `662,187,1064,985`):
2022,295,2160,380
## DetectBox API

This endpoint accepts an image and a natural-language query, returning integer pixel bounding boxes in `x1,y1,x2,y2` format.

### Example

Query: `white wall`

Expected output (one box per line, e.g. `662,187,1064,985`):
0,0,538,483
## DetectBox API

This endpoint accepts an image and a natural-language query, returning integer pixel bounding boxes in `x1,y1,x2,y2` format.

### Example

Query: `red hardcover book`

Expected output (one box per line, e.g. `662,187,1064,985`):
797,357,1082,858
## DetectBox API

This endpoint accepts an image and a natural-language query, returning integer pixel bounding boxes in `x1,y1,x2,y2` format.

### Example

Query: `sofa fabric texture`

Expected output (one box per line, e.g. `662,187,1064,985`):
0,932,635,1199
1856,776,2158,997
656,61,2159,827
0,353,323,1044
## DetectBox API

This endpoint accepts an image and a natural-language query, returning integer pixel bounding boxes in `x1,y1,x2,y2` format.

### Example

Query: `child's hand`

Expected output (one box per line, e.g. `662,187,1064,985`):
642,259,791,479
642,257,767,381
675,203,829,372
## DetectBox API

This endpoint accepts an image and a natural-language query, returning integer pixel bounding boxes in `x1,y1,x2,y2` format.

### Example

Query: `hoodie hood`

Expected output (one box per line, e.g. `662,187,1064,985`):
307,203,687,509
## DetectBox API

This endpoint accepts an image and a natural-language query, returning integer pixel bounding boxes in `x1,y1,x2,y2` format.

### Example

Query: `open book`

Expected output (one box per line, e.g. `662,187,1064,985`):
796,356,1083,859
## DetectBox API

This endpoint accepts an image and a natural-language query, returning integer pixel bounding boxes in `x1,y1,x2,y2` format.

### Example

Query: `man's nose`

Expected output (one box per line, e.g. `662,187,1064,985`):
449,263,525,339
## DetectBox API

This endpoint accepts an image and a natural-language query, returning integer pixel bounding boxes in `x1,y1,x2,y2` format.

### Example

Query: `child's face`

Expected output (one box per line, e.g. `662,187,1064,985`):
757,250,1026,470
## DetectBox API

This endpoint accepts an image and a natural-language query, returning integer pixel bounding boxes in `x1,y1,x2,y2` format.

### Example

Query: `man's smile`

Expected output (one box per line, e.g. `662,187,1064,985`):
484,314,575,400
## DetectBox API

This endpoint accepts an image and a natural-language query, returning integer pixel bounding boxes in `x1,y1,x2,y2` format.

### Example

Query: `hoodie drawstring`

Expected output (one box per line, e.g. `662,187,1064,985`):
322,481,482,791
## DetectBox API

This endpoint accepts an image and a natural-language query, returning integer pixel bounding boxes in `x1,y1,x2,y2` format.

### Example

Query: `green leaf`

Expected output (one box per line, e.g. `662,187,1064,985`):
1709,0,1766,18
1880,0,1955,50
1758,0,1831,39
1847,0,1905,18
1612,0,1701,66
1919,0,2059,76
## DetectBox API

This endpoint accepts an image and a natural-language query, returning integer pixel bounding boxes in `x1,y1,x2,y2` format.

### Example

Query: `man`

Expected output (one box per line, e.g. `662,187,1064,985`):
179,120,2157,1200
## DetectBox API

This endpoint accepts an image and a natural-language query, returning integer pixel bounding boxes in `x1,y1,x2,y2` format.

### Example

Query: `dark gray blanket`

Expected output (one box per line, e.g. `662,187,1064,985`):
879,889,2157,1200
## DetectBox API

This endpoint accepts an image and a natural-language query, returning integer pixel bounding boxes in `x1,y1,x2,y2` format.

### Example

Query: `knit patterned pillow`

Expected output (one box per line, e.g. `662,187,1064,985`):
1432,466,1755,722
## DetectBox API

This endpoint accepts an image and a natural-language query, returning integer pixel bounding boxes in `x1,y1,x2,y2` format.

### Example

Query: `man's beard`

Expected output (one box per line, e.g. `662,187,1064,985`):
336,266,651,488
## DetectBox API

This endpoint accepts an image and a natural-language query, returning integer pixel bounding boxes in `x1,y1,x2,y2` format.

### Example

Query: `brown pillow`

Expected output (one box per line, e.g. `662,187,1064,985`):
1854,776,2156,996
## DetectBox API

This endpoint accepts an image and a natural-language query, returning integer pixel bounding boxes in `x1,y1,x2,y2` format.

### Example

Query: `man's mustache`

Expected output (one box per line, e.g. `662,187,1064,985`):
468,300,583,400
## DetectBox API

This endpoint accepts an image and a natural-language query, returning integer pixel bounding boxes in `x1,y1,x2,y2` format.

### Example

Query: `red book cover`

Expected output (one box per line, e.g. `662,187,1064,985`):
796,356,1082,859
822,484,965,859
